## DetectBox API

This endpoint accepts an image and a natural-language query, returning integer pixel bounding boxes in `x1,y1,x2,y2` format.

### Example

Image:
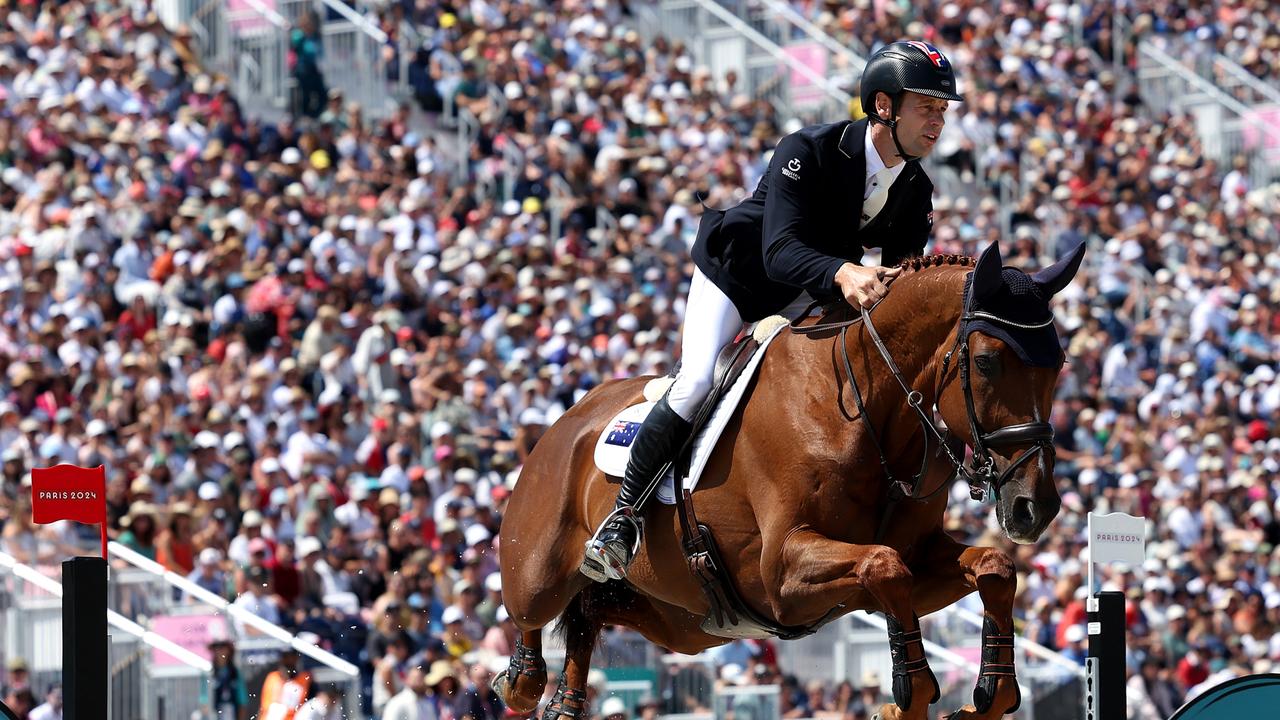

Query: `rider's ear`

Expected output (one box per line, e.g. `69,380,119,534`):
970,241,1004,303
1032,240,1086,297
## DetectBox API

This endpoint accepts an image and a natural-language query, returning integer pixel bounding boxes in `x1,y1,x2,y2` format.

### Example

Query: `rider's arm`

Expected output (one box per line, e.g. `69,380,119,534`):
762,133,848,295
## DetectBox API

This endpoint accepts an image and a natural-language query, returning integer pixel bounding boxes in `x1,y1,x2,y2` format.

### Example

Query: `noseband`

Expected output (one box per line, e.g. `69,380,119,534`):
791,285,1056,510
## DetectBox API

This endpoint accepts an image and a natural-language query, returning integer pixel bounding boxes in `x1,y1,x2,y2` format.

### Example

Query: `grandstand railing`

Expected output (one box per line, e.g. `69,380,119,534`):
642,0,853,124
164,0,410,123
180,0,291,122
1136,40,1280,187
736,0,866,89
2,543,362,719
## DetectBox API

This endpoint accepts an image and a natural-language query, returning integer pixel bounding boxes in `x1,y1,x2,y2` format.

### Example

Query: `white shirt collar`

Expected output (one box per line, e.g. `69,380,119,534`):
864,122,906,189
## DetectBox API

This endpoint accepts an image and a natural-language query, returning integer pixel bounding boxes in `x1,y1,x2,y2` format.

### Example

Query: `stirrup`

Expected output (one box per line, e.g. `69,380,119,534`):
579,506,644,583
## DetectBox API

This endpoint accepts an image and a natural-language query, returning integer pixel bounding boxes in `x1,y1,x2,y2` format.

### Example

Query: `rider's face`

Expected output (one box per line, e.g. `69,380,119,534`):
882,91,947,158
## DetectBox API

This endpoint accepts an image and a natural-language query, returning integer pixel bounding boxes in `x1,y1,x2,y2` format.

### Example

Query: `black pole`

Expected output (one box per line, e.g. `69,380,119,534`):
1086,590,1126,720
63,557,107,720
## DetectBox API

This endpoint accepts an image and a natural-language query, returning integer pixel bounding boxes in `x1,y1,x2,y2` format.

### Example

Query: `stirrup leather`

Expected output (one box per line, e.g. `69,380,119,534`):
580,506,644,582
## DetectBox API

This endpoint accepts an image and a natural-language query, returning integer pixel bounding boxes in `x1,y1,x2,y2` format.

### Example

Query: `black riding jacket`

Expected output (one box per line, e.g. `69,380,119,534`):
691,118,934,322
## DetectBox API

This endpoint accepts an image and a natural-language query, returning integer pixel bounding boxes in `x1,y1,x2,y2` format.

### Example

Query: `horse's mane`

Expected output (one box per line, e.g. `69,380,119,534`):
895,253,976,272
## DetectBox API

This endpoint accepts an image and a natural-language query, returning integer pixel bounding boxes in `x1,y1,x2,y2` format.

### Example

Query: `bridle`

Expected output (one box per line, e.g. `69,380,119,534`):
790,278,1057,517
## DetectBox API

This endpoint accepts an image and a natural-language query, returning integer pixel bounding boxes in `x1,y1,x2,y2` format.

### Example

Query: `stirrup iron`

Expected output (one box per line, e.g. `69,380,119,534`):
580,506,644,582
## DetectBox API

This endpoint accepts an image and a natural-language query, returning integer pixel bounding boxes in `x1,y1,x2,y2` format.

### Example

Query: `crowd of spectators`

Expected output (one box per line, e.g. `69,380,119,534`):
0,0,1278,719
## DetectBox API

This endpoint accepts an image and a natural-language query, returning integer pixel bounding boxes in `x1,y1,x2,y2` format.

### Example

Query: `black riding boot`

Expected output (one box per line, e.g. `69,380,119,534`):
581,396,692,582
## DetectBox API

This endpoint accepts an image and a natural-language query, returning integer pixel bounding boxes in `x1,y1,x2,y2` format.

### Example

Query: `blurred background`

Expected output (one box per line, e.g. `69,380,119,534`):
0,1,1279,719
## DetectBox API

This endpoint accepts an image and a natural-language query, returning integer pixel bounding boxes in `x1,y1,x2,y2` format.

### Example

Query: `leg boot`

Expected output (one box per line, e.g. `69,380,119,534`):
580,396,692,582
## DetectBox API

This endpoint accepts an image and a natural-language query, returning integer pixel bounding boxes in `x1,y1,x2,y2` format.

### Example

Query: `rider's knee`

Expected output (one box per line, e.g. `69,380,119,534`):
670,374,714,408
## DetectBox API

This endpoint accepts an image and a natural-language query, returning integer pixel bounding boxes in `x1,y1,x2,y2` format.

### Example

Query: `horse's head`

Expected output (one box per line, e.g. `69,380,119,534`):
937,240,1085,544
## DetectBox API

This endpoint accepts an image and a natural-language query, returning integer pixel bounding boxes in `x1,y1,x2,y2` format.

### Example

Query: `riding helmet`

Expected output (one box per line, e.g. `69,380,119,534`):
859,40,965,118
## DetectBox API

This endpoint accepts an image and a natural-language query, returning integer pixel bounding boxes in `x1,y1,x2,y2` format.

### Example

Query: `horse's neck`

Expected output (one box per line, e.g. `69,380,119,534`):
864,266,968,389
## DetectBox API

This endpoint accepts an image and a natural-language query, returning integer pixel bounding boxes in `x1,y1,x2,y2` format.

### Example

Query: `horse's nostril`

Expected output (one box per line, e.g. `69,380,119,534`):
1012,496,1035,529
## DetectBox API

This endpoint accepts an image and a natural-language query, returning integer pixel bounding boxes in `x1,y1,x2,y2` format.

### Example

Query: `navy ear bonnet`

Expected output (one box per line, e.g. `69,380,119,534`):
962,241,1086,369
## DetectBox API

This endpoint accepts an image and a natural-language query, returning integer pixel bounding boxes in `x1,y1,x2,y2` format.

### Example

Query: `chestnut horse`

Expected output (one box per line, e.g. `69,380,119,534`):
496,241,1084,720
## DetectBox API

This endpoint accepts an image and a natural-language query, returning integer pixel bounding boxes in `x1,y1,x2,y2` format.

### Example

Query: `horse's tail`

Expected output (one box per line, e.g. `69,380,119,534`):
552,579,638,647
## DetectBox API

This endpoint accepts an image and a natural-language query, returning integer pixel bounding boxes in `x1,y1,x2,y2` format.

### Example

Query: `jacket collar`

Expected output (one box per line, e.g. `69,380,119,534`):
837,118,866,161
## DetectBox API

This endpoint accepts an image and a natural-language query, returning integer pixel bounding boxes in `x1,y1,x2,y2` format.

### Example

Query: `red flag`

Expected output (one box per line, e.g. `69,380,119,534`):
31,464,107,525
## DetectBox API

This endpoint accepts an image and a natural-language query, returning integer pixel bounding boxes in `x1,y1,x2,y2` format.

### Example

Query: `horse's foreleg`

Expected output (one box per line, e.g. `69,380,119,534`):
772,531,939,720
911,530,1021,719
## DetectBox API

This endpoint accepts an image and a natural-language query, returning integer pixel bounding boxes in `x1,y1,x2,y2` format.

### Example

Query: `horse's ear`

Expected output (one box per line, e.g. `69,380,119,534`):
971,241,1004,302
1032,240,1086,297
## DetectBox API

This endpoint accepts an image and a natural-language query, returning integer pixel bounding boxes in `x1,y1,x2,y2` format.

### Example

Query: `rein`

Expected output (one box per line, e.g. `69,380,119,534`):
787,280,1056,542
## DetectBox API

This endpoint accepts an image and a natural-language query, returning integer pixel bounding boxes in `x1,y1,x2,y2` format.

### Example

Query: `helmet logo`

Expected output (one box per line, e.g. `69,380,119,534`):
904,41,947,68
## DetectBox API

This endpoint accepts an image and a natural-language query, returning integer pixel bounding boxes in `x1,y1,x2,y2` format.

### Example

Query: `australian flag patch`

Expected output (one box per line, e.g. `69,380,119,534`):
605,420,642,447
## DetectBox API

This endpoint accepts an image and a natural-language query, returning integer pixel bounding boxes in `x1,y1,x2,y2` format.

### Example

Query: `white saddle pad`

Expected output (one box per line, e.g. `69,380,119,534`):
593,316,791,504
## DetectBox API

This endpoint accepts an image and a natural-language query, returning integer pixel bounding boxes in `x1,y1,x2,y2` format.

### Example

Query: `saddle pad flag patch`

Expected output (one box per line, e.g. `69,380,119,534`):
605,420,642,447
594,401,657,479
592,316,791,504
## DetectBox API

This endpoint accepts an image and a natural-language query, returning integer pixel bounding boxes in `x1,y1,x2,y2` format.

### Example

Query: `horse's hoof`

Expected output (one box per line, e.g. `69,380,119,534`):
491,670,510,698
492,670,541,714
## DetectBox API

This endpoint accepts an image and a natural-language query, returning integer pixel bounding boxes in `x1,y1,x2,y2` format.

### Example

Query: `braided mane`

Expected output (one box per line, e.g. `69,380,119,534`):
896,254,976,272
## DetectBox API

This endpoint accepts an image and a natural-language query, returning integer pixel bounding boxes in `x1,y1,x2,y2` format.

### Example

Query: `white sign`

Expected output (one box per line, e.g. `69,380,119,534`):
1089,512,1146,565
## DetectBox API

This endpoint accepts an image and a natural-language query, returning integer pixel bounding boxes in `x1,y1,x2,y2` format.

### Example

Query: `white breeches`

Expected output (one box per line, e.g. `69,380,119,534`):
666,268,814,421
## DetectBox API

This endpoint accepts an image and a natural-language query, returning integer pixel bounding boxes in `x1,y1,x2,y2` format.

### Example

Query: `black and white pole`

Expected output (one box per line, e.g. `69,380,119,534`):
1085,512,1145,720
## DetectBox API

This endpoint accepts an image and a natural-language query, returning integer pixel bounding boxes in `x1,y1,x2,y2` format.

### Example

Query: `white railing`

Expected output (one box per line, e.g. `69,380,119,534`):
0,551,213,720
186,0,291,121
643,0,851,123
750,0,866,77
108,541,358,677
1137,40,1280,187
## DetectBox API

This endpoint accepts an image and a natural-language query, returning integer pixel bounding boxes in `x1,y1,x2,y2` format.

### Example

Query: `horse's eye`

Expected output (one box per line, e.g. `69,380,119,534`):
975,353,1001,378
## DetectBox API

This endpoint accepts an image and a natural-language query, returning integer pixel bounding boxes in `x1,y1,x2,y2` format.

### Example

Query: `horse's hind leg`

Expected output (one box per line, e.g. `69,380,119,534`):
492,629,548,713
542,591,602,719
910,530,1021,720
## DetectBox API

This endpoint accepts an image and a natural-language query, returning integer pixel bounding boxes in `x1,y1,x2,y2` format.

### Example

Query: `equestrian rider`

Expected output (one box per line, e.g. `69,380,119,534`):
581,41,964,583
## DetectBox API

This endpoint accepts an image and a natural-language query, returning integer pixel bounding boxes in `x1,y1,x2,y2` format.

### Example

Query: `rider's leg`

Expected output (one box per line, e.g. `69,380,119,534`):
581,268,743,582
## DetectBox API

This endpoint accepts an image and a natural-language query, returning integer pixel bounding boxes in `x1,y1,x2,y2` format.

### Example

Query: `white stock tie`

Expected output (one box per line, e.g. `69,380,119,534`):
860,167,894,229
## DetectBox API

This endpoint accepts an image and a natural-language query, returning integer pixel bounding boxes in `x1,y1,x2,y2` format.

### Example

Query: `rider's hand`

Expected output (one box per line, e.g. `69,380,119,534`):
834,263,901,310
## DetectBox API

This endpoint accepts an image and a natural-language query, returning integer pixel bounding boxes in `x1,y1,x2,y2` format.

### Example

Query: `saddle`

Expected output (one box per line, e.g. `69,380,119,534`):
667,319,844,641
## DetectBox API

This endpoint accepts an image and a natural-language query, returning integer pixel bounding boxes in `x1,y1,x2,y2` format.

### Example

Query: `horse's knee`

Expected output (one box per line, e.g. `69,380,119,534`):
858,546,911,587
971,548,1015,581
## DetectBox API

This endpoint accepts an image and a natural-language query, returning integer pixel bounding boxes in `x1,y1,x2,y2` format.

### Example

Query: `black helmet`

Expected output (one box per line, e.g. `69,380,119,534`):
860,40,964,114
859,40,963,161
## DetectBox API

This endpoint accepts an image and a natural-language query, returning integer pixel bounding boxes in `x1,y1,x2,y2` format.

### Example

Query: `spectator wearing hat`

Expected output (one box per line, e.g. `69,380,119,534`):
233,564,282,631
226,507,268,566
155,502,196,575
188,547,229,600
475,571,503,627
118,502,158,561
597,695,630,720
439,605,472,659
1,657,30,698
199,639,248,720
480,605,516,656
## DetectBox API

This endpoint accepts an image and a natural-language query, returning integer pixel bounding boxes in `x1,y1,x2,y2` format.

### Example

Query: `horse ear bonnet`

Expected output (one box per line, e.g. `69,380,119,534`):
962,242,1085,369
